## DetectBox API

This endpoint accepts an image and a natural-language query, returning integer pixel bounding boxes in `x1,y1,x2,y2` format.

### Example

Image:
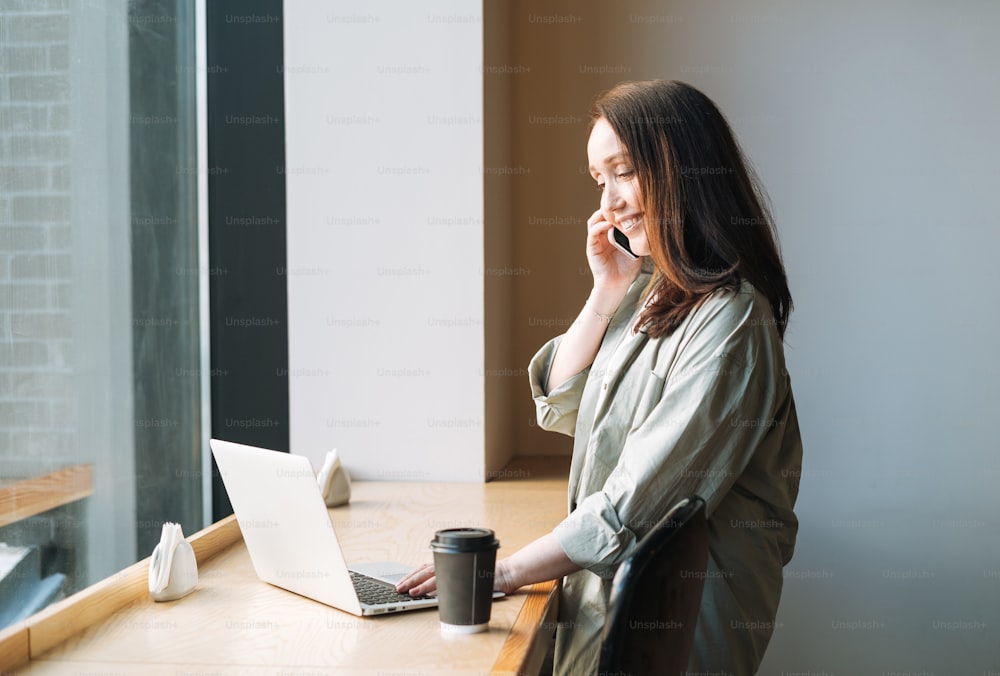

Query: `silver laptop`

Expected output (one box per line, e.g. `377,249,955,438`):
210,438,439,616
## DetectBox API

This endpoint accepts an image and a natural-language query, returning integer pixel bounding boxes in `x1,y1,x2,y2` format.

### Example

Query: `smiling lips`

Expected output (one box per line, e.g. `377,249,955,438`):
618,216,642,233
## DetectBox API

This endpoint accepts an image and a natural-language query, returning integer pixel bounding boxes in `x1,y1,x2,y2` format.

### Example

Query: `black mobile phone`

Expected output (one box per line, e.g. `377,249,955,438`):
608,227,640,260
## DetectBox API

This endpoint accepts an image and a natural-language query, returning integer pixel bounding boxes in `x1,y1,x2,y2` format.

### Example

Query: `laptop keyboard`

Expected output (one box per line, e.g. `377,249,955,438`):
350,571,431,605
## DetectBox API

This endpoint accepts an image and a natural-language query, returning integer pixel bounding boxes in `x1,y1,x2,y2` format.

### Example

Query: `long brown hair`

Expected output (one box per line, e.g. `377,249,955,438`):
592,80,792,339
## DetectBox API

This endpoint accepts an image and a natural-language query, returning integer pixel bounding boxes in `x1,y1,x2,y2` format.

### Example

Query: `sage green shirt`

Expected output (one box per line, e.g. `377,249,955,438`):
529,268,802,675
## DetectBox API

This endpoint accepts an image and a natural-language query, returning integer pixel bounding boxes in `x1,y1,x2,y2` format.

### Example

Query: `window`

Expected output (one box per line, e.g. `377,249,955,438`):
0,0,204,627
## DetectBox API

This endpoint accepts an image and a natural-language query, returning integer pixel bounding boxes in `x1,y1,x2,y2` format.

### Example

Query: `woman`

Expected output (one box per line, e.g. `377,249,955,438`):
398,80,802,675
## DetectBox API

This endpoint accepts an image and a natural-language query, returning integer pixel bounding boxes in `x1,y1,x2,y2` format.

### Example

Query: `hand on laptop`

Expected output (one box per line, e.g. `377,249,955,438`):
395,559,518,597
397,533,580,598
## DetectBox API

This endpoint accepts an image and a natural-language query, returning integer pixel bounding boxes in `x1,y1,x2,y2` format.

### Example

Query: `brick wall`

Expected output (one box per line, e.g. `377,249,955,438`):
0,0,86,595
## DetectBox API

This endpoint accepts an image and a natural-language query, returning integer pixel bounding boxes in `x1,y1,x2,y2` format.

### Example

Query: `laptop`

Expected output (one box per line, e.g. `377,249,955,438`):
210,438,439,616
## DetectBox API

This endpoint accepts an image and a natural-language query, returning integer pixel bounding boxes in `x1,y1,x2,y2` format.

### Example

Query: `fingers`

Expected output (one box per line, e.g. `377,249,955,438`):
587,209,612,234
586,212,620,263
394,562,432,590
409,574,437,596
395,563,437,596
586,210,613,250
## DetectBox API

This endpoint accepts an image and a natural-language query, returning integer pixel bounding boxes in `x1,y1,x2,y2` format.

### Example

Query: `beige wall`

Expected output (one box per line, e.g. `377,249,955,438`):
483,0,516,477
500,0,661,455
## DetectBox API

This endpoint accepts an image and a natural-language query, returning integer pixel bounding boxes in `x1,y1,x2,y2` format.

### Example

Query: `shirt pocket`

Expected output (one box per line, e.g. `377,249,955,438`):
588,370,666,474
628,370,666,433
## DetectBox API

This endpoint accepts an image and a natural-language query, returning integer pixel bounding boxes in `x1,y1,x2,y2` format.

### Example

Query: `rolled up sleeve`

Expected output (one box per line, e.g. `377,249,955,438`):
527,335,590,437
554,490,637,579
553,349,783,578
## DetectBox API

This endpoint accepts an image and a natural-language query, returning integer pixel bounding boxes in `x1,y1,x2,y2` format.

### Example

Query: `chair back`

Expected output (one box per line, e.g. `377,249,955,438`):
597,496,709,676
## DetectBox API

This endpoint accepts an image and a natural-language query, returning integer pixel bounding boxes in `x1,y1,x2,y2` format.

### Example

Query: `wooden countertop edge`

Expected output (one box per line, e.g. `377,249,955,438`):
491,579,559,675
12,514,241,667
0,621,29,674
188,514,241,564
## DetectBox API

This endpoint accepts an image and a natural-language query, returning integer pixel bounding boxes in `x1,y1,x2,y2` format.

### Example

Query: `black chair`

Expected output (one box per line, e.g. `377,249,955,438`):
597,496,709,676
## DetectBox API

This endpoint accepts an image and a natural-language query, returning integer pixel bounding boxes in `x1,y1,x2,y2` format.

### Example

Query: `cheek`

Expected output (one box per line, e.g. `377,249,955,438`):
627,180,642,208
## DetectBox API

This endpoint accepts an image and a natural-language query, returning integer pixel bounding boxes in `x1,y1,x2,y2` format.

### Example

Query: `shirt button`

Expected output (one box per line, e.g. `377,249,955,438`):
602,382,608,391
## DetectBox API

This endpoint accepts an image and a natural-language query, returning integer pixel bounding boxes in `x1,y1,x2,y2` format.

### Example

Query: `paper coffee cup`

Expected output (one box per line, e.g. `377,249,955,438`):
430,528,499,633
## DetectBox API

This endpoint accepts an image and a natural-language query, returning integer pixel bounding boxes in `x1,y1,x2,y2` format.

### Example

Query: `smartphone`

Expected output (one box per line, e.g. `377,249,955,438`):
608,227,640,260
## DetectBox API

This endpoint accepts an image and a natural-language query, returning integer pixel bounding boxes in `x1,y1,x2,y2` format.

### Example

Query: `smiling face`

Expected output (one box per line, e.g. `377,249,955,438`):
587,117,649,256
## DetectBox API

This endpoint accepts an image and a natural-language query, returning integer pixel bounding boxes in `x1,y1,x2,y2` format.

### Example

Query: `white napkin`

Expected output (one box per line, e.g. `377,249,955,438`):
148,522,198,602
317,448,351,507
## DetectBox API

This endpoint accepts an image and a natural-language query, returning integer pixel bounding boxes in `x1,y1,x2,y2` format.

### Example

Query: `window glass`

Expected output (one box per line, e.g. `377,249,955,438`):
0,0,202,628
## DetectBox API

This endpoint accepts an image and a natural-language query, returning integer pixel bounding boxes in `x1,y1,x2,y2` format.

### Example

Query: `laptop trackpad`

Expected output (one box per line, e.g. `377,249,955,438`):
350,561,416,586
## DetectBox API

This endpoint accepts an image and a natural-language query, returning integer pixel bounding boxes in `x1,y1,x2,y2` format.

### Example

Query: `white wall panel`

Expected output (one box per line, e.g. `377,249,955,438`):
284,2,484,481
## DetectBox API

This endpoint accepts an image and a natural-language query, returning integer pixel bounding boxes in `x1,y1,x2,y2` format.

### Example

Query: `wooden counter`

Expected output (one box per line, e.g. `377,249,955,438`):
3,456,569,675
0,465,93,530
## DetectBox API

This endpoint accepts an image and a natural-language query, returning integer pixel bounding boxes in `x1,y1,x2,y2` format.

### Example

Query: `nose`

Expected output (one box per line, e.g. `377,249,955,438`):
600,183,625,221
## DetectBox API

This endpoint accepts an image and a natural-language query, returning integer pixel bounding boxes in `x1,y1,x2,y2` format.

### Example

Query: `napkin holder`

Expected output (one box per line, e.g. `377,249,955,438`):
318,448,351,507
148,522,198,602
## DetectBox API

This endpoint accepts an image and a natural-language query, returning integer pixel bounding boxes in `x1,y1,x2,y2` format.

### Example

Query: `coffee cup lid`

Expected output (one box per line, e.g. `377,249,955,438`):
430,527,499,553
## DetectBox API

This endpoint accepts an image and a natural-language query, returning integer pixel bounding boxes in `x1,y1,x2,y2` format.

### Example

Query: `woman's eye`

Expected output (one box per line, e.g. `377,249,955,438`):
617,170,634,179
595,183,605,192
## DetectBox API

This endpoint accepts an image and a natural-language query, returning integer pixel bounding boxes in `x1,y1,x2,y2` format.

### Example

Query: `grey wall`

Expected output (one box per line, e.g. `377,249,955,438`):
499,0,999,671
641,1,1000,672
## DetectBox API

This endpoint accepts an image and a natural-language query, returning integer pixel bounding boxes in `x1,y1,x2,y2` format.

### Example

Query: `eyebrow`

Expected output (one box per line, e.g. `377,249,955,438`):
588,152,630,174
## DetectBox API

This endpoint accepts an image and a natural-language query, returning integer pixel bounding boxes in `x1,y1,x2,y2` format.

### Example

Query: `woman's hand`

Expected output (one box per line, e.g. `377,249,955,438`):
543,210,644,390
396,534,578,598
395,562,437,596
585,209,644,295
395,559,520,597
